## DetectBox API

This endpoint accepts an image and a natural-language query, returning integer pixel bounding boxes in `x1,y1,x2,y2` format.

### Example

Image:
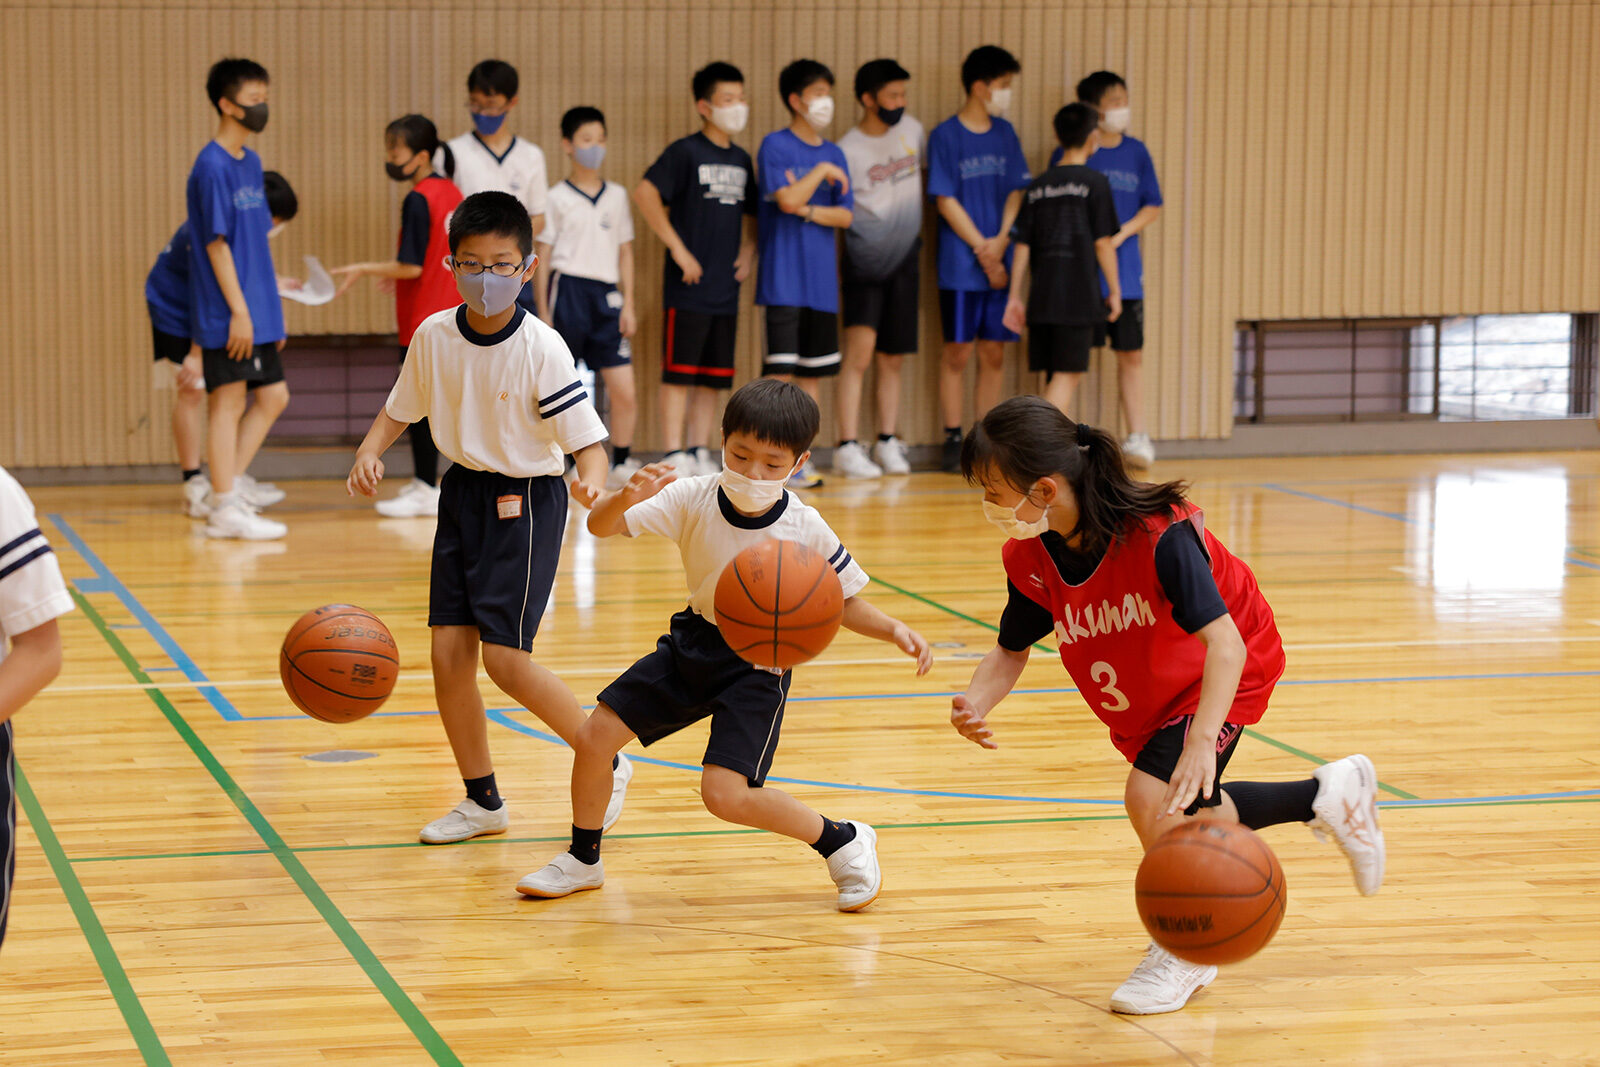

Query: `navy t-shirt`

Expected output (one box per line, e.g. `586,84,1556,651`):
145,221,193,338
755,129,853,312
925,115,1031,291
642,132,759,316
185,142,285,348
1010,165,1119,325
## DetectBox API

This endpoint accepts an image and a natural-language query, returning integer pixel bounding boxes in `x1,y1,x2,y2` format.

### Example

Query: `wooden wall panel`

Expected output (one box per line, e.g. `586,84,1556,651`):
3,0,1598,469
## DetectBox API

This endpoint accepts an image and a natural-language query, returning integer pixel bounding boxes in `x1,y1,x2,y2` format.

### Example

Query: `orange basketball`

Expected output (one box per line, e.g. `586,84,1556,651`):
279,604,399,723
1134,820,1287,965
714,539,844,670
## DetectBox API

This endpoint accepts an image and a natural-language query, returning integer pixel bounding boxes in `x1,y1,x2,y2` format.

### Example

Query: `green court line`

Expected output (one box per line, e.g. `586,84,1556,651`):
15,763,170,1065
70,588,462,1067
868,575,1422,798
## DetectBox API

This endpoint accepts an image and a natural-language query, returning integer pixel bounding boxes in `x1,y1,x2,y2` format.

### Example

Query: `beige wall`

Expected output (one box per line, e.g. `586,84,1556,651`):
3,0,1597,469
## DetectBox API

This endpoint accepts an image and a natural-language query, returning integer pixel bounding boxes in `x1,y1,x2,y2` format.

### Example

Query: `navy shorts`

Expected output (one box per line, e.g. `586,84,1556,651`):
201,342,285,393
550,273,632,370
150,319,190,364
1094,298,1145,352
939,288,1019,344
662,308,738,390
1,721,12,951
600,609,792,787
841,247,920,356
428,466,567,651
1027,323,1096,375
763,306,841,378
1132,716,1246,816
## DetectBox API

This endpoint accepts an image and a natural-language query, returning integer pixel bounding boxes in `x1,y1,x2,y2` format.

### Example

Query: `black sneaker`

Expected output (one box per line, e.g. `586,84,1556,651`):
941,435,962,473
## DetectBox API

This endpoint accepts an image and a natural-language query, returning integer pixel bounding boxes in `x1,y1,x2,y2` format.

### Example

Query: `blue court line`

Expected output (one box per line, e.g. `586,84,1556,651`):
1379,788,1600,807
47,514,243,721
1262,483,1600,572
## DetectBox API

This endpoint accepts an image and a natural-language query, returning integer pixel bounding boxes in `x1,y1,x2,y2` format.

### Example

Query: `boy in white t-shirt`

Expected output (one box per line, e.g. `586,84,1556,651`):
347,192,631,846
534,107,640,492
515,379,933,911
446,60,548,312
0,466,73,951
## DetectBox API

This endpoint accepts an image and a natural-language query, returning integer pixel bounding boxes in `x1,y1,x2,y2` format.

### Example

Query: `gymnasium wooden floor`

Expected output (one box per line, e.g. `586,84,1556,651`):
4,452,1598,1065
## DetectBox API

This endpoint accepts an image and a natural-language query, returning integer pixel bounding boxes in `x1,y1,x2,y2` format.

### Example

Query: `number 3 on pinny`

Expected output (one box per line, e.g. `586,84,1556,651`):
1089,661,1130,713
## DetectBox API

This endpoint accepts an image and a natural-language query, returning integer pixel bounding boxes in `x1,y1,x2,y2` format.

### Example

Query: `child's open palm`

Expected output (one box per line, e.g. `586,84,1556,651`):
950,695,997,749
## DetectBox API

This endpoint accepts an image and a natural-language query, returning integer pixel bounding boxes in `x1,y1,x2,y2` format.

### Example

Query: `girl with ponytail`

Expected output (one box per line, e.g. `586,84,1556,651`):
949,395,1386,1016
330,115,464,517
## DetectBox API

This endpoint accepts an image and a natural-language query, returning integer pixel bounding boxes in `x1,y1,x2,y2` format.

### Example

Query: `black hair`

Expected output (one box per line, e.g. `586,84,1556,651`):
384,114,456,181
467,59,519,100
447,191,534,257
854,58,910,105
560,106,606,140
262,171,297,222
1076,70,1127,107
961,396,1189,559
960,45,1020,93
721,379,819,458
693,61,745,103
206,57,269,113
779,59,834,115
1052,103,1099,152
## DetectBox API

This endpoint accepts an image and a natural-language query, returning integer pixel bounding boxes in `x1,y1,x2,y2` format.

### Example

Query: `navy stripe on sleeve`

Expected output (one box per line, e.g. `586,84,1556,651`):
827,544,847,567
541,392,590,418
832,551,853,574
0,544,53,583
537,380,583,410
0,528,42,560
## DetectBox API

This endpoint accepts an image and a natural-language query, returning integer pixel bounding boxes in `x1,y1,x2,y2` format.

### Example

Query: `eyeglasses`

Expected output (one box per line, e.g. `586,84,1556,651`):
446,256,526,277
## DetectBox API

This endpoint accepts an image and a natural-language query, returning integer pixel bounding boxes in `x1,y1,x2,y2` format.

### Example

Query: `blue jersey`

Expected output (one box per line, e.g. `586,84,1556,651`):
926,115,1030,291
755,129,853,312
145,222,193,338
185,142,284,349
1050,136,1162,298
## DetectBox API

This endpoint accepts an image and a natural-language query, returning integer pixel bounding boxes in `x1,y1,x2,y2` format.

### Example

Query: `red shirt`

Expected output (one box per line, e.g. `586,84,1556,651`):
396,176,465,345
1002,505,1286,762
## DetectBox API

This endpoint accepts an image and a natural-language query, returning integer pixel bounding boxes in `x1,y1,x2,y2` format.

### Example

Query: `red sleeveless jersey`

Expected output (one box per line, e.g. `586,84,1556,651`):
396,176,465,344
1001,505,1286,763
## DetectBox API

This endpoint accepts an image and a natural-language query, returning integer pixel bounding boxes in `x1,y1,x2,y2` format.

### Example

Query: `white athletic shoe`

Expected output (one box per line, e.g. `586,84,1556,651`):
1110,943,1217,1015
872,436,911,475
787,459,824,490
832,441,884,480
418,798,510,845
692,447,721,477
376,479,440,518
1310,753,1386,896
205,496,287,541
516,852,605,898
183,475,212,518
606,458,643,491
661,450,698,479
602,753,634,832
235,472,286,508
826,821,881,912
1122,433,1156,470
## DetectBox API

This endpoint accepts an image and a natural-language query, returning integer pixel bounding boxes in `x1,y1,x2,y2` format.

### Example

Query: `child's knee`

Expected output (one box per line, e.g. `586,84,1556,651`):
941,344,970,370
257,382,291,415
700,771,753,822
977,343,1006,370
478,642,522,686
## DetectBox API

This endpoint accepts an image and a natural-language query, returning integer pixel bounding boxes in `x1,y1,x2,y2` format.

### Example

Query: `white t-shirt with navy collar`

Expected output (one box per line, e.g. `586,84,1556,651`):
447,132,549,220
623,474,869,620
536,180,635,285
0,466,74,660
386,305,607,478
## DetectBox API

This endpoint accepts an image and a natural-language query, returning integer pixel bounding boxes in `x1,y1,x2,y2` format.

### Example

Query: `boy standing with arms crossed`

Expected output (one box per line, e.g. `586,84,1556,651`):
347,192,632,845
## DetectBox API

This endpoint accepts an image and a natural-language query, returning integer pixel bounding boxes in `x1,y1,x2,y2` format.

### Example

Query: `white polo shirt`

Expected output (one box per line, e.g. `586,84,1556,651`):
386,306,608,478
0,467,74,660
623,474,869,620
536,180,635,285
447,132,549,220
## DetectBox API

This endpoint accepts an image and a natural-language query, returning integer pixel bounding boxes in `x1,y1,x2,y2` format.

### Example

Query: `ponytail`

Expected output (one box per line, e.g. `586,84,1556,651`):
960,395,1189,557
384,113,451,177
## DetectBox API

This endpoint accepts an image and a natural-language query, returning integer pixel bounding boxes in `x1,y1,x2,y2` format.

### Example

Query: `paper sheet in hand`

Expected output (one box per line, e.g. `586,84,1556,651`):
280,255,336,306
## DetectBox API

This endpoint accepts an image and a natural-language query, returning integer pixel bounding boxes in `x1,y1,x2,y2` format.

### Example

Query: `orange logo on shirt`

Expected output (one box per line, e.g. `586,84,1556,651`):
498,391,509,401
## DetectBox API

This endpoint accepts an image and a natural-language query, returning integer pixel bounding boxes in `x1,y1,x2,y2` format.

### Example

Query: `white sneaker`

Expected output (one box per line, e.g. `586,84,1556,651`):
183,475,212,518
692,447,721,477
1310,753,1386,896
376,479,440,518
661,450,698,479
516,852,605,898
1122,433,1156,469
1110,943,1217,1015
832,441,884,480
605,458,643,491
602,753,634,832
205,496,287,540
872,436,911,475
825,821,881,912
787,459,824,490
418,798,510,844
235,471,286,508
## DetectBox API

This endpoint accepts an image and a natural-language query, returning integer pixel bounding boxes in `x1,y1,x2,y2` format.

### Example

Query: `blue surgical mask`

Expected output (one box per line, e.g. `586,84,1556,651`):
472,112,506,136
573,144,606,170
451,256,531,317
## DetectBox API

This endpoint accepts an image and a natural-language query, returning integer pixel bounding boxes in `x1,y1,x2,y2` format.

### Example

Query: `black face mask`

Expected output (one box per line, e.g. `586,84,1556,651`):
385,155,418,182
877,105,906,127
231,100,269,133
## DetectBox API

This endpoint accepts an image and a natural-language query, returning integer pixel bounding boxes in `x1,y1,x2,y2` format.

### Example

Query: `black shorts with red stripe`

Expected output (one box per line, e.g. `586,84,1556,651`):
661,307,738,390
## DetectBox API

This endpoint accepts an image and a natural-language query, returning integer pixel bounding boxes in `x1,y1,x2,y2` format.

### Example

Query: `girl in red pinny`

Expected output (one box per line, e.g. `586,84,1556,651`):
950,395,1385,1015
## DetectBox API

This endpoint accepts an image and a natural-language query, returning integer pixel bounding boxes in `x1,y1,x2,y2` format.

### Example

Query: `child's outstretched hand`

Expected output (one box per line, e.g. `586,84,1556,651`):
891,622,933,675
617,461,677,504
568,478,603,510
347,453,384,497
950,694,997,749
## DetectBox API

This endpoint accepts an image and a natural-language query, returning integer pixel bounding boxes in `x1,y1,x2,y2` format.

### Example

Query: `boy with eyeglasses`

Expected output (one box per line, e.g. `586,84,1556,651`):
346,191,634,849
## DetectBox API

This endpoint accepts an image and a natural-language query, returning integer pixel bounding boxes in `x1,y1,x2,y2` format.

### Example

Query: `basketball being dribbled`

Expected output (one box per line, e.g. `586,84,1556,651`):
279,604,399,723
715,539,843,670
1135,820,1287,965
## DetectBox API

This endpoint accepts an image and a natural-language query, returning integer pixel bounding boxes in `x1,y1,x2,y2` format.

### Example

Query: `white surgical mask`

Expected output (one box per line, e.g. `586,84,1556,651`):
985,86,1013,116
719,462,791,513
710,102,749,135
982,496,1049,540
1101,107,1131,134
805,95,835,129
